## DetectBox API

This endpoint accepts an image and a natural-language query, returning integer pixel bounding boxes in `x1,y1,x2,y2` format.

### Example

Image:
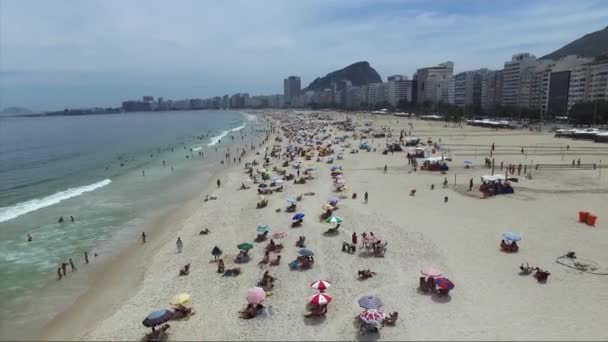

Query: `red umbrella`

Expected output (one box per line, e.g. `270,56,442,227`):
310,280,332,291
309,293,332,305
359,309,385,324
246,287,266,304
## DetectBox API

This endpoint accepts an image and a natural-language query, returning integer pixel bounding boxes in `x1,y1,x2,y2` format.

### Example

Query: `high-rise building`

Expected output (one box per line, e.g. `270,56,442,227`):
454,70,486,107
501,53,538,108
387,75,413,107
587,57,608,102
283,76,301,107
481,70,503,110
416,61,454,104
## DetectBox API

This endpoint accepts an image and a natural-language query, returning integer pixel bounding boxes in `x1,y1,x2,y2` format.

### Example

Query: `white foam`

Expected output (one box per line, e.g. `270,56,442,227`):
192,147,202,151
242,113,257,121
0,179,112,223
207,125,246,146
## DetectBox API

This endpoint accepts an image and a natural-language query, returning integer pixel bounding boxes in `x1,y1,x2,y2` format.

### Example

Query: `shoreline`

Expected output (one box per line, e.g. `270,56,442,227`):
30,119,270,341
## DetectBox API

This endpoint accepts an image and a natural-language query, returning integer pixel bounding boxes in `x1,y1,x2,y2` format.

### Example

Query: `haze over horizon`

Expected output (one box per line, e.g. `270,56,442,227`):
1,0,607,111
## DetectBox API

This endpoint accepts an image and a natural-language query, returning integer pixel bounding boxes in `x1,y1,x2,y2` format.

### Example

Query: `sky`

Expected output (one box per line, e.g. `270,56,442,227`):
1,0,607,111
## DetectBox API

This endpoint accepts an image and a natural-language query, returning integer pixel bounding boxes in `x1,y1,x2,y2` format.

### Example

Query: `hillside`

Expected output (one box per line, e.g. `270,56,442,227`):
303,61,382,92
541,26,608,60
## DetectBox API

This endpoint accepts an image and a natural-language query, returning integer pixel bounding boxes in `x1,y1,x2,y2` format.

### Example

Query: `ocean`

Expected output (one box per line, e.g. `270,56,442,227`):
0,110,261,336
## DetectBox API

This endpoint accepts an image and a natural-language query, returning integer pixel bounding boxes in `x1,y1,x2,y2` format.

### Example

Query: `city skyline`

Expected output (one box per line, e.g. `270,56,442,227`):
1,0,608,110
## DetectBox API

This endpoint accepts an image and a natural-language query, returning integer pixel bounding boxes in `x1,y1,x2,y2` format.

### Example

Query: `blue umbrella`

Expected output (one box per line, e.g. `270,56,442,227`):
298,248,314,257
306,167,316,171
435,277,455,290
502,232,521,242
464,160,473,165
292,213,305,221
331,166,342,171
358,295,383,310
328,196,339,204
142,309,172,328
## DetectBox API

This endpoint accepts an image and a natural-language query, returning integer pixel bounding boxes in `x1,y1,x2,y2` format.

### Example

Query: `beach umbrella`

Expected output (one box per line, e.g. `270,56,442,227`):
421,267,442,278
258,195,267,201
309,293,332,305
246,287,266,304
272,231,287,239
335,179,346,185
321,204,334,211
334,174,344,179
332,169,343,174
211,245,222,256
326,216,343,224
328,196,340,203
502,232,521,242
286,197,297,204
142,309,172,328
331,166,342,171
358,295,383,310
310,280,332,291
359,309,385,324
237,242,254,250
298,248,314,257
464,160,473,165
435,277,455,290
292,213,305,221
257,224,270,234
171,293,192,306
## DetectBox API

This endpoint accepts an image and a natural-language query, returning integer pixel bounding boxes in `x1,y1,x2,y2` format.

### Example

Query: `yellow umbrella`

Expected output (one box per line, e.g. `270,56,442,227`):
171,293,191,305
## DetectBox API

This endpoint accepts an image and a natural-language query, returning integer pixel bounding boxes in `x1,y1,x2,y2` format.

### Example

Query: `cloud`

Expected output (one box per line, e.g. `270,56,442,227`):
1,0,607,110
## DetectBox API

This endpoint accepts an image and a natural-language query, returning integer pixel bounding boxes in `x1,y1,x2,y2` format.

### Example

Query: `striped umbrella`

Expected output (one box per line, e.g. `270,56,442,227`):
359,309,385,324
358,295,383,310
246,287,266,304
142,309,172,328
272,231,287,239
310,280,331,291
435,277,455,290
326,216,343,224
421,267,442,278
309,292,332,305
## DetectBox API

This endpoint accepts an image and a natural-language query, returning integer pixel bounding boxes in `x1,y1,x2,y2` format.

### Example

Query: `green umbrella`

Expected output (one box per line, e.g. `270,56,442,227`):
237,242,254,250
257,224,270,234
326,216,343,224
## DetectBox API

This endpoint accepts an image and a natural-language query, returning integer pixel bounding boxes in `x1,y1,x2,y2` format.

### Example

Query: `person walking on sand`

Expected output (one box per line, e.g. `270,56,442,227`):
58,216,64,223
384,165,387,174
469,178,473,191
352,233,358,246
69,258,77,272
364,192,368,203
217,178,221,188
141,232,146,244
57,267,63,280
70,216,74,223
84,251,89,264
61,262,68,276
176,237,183,253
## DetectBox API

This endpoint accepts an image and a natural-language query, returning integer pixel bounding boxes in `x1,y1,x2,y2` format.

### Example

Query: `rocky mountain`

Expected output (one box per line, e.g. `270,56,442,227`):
303,61,382,92
541,26,608,60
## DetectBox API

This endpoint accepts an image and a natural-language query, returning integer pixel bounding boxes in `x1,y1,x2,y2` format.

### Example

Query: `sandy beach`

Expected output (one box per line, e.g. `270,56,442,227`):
36,112,608,341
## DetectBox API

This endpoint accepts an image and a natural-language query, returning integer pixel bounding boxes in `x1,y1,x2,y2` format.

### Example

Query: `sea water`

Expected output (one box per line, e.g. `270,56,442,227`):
0,110,262,336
